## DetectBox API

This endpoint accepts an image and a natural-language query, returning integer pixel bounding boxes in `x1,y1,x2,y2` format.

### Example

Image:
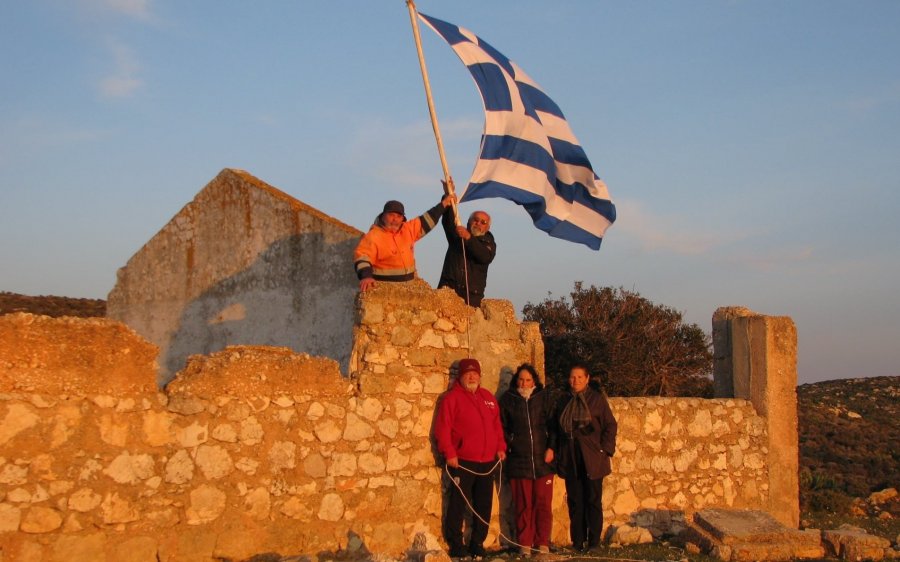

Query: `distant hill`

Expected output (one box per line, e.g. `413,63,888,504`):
0,291,106,318
798,375,900,512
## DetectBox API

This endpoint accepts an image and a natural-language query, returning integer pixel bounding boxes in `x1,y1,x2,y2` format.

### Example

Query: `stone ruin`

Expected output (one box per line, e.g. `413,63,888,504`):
2,169,893,561
107,168,363,386
1,288,804,561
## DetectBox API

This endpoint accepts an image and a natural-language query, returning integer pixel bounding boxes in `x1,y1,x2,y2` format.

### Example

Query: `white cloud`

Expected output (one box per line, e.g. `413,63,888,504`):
254,114,278,127
96,0,153,20
729,246,813,271
723,245,815,272
0,116,110,169
1,116,109,147
348,116,482,189
99,40,141,98
613,198,723,255
100,75,141,98
844,80,900,114
612,198,819,272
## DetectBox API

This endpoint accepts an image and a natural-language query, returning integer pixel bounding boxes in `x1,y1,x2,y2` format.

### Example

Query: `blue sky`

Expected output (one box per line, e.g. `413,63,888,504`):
2,1,898,384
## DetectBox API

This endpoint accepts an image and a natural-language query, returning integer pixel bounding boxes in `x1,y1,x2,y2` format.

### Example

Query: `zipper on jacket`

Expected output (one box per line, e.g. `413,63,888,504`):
568,392,580,480
524,394,536,479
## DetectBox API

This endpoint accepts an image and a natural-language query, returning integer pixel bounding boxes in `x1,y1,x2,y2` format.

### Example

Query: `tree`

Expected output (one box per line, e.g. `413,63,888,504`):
522,283,713,397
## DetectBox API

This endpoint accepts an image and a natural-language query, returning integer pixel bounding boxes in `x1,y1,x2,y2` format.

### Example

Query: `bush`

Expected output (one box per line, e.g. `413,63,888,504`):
522,283,713,397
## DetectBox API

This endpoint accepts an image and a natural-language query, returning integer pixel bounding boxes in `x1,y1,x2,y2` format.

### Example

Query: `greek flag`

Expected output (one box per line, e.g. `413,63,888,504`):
419,13,616,250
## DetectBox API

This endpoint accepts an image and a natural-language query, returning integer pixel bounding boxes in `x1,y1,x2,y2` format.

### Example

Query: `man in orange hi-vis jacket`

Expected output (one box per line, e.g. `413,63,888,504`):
353,193,455,292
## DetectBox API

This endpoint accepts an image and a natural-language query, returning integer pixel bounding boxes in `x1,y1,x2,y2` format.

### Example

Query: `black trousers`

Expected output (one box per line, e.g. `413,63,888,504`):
445,459,495,553
564,474,604,549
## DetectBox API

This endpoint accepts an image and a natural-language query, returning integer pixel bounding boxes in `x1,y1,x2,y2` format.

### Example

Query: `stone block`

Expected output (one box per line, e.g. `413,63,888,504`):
319,492,345,521
692,509,824,561
113,536,159,562
823,526,891,561
51,533,106,562
0,502,22,531
20,506,63,533
607,523,653,545
195,444,234,479
186,485,226,525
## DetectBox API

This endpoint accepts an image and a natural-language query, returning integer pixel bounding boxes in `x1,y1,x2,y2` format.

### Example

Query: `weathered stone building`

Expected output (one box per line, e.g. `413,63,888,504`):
0,168,822,560
0,282,806,560
107,169,362,386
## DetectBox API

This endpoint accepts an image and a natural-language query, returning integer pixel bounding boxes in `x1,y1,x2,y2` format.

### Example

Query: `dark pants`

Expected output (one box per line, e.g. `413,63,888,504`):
510,475,554,549
445,459,495,554
564,474,604,549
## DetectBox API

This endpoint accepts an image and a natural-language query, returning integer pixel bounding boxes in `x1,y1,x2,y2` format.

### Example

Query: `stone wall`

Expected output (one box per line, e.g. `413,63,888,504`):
350,280,544,396
107,169,363,386
604,397,768,538
0,287,798,561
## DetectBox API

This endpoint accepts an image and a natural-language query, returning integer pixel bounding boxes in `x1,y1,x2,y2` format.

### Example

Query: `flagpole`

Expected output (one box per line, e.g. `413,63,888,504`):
405,0,461,225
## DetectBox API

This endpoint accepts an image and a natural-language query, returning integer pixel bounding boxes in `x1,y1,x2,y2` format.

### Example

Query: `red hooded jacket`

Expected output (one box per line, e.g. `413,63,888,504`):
435,382,507,463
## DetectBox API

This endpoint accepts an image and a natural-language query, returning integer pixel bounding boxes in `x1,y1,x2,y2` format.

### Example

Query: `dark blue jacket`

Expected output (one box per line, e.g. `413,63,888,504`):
437,208,496,307
499,388,555,480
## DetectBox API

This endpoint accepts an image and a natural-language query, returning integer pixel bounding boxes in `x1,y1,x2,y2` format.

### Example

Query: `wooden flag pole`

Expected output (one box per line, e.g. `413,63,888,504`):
406,0,461,226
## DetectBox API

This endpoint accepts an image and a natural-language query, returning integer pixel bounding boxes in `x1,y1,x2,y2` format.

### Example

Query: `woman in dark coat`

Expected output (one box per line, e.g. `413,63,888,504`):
499,364,556,556
550,364,617,552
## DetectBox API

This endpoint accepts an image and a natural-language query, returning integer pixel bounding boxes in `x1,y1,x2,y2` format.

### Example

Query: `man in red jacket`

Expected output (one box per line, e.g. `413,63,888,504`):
435,358,507,559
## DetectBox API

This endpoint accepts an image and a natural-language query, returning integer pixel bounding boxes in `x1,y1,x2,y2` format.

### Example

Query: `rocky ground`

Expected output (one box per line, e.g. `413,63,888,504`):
798,375,900,514
0,291,105,318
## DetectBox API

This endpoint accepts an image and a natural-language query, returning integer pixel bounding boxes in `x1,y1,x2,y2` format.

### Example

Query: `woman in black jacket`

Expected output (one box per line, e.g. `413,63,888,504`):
499,364,556,556
550,364,617,553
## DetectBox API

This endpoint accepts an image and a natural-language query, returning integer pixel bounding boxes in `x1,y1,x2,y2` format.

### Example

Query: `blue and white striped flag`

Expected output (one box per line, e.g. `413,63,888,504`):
419,13,616,250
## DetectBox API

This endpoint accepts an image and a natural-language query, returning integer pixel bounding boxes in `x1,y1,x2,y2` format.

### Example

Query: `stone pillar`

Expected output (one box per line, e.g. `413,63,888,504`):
711,307,754,398
712,307,799,528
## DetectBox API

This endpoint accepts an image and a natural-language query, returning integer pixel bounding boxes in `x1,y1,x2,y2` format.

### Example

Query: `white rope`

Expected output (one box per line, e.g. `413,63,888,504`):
459,235,472,354
446,459,562,555
444,460,625,559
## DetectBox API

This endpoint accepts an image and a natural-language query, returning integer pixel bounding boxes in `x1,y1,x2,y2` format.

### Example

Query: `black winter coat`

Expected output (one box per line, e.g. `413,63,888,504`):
551,387,617,481
499,388,555,480
437,209,496,307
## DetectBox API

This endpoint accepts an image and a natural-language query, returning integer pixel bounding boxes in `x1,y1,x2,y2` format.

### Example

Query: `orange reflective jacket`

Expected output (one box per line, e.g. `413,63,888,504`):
354,203,444,281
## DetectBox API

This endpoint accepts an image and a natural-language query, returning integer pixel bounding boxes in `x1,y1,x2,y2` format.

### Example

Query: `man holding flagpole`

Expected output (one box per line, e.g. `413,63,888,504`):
437,180,496,307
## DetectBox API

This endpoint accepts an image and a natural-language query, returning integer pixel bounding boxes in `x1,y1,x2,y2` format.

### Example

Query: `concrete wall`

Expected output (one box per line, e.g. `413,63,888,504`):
0,288,801,561
107,168,362,386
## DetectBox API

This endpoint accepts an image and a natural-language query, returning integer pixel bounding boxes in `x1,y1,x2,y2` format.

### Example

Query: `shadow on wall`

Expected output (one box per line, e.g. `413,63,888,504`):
626,508,688,539
161,232,359,386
